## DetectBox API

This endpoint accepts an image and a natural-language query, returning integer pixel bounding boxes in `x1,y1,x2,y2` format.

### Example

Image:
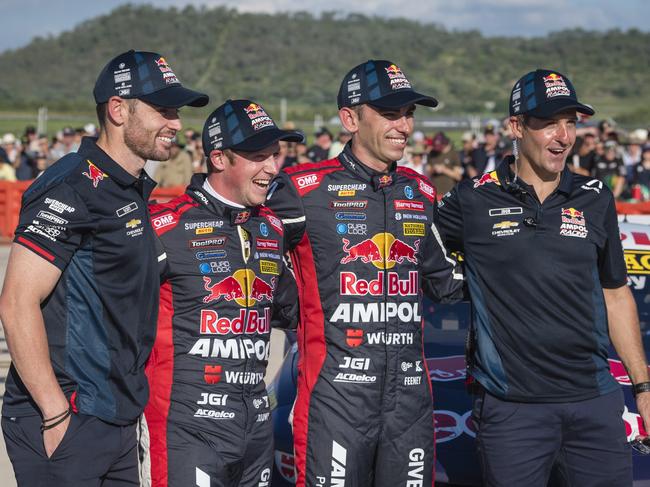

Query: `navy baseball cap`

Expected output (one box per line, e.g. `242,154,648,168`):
509,69,594,118
202,99,304,156
93,50,209,108
337,60,438,110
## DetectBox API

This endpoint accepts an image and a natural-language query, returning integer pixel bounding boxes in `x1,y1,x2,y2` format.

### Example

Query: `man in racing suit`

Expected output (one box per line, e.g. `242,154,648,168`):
266,60,464,487
143,99,302,487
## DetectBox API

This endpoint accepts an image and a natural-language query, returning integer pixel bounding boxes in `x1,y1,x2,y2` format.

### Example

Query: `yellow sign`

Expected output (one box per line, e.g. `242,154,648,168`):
625,251,650,275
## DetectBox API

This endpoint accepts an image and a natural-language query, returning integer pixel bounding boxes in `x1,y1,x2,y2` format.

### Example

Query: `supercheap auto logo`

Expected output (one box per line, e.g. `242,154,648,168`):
203,270,275,306
340,232,419,269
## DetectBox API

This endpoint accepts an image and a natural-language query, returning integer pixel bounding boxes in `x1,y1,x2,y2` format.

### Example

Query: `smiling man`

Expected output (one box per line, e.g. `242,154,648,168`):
438,69,650,486
143,99,300,487
266,60,463,487
0,50,207,486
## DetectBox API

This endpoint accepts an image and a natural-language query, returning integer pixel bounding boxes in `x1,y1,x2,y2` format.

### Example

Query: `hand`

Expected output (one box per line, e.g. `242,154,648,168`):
43,414,71,458
635,391,650,440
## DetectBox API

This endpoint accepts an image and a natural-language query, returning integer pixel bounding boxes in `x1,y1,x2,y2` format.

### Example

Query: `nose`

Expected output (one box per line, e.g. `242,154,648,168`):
264,154,280,176
395,114,413,135
555,121,572,145
167,115,182,132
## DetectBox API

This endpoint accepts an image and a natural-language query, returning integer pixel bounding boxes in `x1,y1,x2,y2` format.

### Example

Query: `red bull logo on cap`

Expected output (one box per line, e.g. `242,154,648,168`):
340,233,419,269
473,170,500,189
203,269,275,306
543,72,570,98
155,57,173,74
244,102,270,121
385,64,402,76
82,160,107,188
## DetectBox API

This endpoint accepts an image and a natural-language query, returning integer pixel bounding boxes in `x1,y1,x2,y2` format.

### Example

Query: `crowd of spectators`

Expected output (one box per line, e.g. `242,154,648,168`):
2,119,650,201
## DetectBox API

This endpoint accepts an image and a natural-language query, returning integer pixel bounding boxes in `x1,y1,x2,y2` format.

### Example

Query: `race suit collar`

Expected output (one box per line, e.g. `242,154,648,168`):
186,173,258,224
339,142,397,190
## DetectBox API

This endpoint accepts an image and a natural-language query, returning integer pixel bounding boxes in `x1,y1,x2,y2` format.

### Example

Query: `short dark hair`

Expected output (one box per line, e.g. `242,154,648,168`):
96,103,107,129
207,148,235,174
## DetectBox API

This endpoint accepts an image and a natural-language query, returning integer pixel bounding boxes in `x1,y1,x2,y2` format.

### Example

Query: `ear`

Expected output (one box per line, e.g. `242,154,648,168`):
209,150,227,172
106,96,128,126
339,107,360,134
509,116,524,140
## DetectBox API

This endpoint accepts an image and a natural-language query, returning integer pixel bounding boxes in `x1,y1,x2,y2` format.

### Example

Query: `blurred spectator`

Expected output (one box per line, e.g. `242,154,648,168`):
191,135,206,173
295,140,310,164
154,140,193,187
459,131,477,179
329,130,351,159
50,126,79,160
307,127,333,162
0,151,16,181
23,126,39,155
427,132,462,195
598,119,617,142
632,147,650,199
593,140,626,198
401,144,427,175
37,135,55,168
33,152,49,178
84,123,98,137
624,131,645,186
569,133,597,177
469,123,502,175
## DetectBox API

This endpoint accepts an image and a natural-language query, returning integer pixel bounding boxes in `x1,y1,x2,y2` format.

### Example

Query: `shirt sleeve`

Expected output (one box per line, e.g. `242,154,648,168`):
271,256,299,330
13,181,93,270
420,199,465,303
436,184,465,252
265,171,306,251
598,194,627,288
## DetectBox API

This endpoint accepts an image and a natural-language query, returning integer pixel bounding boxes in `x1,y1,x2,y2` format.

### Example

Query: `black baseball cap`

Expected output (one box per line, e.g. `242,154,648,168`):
509,69,594,118
202,99,304,156
93,50,209,108
337,60,438,110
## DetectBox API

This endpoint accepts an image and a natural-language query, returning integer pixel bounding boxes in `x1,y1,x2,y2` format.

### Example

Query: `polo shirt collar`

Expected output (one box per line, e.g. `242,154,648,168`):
79,137,156,197
496,155,574,196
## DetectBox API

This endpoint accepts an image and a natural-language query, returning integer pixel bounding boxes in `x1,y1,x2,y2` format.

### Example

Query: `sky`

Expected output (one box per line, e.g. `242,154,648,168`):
1,0,648,52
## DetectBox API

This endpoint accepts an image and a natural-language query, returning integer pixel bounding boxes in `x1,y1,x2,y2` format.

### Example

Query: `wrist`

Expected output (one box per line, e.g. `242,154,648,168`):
634,382,650,396
39,394,70,418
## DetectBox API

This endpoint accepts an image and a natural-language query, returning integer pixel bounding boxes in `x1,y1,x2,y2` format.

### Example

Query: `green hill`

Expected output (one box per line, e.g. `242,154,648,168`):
1,4,649,125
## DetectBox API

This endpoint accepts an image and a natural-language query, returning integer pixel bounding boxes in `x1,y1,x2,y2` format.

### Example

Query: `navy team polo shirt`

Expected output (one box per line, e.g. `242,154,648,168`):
3,137,159,425
438,156,626,402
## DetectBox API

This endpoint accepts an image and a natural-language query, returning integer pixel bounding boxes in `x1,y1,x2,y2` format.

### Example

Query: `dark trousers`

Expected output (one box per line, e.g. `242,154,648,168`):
472,388,632,487
2,412,139,486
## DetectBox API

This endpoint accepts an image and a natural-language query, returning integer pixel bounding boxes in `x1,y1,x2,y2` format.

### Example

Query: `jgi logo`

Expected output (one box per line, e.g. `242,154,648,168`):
339,357,370,370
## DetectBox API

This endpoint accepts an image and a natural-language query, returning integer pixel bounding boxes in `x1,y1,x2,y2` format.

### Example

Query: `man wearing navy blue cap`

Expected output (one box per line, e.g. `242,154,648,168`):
0,50,207,486
438,69,649,486
143,99,300,486
267,60,463,487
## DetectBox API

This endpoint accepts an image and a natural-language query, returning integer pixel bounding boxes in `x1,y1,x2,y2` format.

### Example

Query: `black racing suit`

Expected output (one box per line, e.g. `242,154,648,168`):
266,144,463,487
143,174,297,487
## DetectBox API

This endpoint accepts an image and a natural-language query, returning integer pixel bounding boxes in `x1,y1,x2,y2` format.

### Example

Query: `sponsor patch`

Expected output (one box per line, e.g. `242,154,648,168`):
543,72,571,98
328,183,366,192
260,260,279,275
115,202,138,218
491,220,520,237
330,200,368,210
335,212,366,221
152,213,175,230
338,190,356,197
196,250,227,260
189,236,227,248
403,222,425,237
560,208,588,238
36,211,68,226
45,198,75,214
488,207,522,217
625,250,650,275
256,238,279,251
395,200,424,212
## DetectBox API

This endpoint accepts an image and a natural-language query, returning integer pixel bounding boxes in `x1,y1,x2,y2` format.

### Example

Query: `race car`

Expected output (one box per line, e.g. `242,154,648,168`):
267,221,650,487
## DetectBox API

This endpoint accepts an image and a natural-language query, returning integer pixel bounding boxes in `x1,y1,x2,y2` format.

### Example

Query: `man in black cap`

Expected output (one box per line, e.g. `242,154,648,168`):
267,60,463,487
143,99,300,487
0,50,207,486
438,69,649,486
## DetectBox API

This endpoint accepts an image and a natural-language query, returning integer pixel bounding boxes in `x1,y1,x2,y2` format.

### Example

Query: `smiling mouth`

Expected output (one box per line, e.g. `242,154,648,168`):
157,136,174,145
387,136,407,146
548,148,567,156
253,179,270,190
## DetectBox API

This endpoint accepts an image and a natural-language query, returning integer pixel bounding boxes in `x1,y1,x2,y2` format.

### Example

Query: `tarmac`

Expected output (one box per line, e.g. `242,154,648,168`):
0,243,288,485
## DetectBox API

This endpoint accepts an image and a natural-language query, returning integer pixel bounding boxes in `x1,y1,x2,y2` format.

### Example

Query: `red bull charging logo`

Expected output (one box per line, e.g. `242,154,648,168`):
203,269,275,306
472,170,499,189
340,233,419,269
82,160,107,188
